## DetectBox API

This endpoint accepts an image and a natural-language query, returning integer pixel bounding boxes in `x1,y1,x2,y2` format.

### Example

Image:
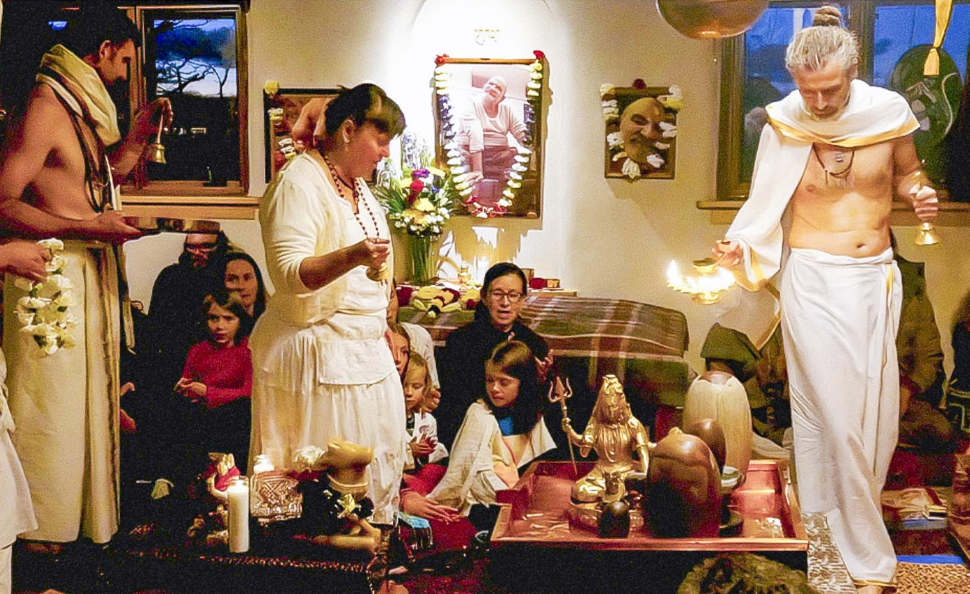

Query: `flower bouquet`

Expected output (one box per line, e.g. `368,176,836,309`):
375,133,458,284
13,238,77,357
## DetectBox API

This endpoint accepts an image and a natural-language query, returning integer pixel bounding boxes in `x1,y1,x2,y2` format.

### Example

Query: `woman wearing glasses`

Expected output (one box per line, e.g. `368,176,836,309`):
437,262,551,449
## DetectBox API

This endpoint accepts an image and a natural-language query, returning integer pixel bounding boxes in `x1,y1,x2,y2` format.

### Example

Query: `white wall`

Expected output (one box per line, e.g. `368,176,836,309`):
123,0,970,375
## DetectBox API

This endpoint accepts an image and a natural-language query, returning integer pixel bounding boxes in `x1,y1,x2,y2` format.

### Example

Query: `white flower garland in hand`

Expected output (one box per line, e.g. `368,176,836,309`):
14,239,76,357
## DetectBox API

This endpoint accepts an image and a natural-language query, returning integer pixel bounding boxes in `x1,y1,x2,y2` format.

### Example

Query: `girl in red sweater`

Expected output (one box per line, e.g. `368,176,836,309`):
176,290,254,473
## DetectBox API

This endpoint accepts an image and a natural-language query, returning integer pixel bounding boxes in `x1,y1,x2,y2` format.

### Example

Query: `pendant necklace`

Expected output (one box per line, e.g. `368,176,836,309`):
812,144,854,188
322,152,387,282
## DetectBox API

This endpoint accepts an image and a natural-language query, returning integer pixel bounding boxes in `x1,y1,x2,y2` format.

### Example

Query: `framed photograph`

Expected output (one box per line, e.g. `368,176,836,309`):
433,54,547,218
602,83,681,180
263,87,339,182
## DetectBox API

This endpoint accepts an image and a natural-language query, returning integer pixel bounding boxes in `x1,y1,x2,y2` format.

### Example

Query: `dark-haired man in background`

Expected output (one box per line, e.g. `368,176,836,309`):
0,5,171,546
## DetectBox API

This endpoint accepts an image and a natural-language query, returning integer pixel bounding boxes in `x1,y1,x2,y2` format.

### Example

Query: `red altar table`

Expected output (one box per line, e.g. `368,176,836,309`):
489,460,808,593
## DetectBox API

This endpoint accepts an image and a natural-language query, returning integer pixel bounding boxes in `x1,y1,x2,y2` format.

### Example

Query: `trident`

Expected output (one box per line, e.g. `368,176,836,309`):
547,376,577,476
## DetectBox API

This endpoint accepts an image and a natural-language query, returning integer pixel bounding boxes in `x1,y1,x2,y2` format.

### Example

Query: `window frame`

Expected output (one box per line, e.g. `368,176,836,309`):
119,3,255,219
707,0,970,224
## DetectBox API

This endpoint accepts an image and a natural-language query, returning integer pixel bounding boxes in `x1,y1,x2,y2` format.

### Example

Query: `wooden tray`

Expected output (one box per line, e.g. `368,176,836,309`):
123,216,220,234
489,460,808,593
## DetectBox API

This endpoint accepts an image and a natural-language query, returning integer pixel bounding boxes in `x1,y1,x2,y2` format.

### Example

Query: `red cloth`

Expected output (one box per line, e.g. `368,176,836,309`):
181,337,253,408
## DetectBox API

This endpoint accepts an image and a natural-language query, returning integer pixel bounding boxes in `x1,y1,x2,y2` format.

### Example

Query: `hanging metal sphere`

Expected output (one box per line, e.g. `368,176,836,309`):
656,0,769,39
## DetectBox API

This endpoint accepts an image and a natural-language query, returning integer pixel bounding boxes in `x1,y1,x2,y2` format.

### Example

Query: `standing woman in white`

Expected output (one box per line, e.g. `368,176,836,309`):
250,84,407,525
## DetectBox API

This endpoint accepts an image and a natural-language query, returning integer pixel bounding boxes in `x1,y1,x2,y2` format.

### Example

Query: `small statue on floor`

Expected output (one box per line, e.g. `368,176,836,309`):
562,375,650,503
294,440,383,555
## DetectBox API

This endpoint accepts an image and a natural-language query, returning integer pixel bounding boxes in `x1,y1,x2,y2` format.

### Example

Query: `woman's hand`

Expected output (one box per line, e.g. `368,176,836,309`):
401,491,459,523
352,237,390,269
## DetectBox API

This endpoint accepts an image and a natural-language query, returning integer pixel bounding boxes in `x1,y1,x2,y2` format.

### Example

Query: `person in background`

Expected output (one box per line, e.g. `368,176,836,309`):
223,250,268,321
430,341,555,529
175,290,254,476
437,262,551,449
402,353,448,495
147,231,233,391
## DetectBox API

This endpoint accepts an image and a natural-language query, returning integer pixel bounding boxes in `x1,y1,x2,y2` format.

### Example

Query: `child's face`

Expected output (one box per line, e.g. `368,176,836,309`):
485,362,520,409
403,371,427,412
207,303,240,346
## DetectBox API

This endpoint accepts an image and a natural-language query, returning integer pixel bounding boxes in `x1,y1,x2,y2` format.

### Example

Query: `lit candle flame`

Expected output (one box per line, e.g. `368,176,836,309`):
666,259,735,305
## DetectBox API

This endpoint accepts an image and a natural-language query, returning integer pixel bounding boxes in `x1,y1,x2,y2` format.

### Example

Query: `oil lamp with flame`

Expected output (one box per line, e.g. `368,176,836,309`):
666,256,736,305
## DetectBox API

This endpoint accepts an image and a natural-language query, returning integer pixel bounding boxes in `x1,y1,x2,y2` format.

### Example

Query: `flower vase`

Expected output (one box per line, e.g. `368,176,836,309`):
408,235,439,285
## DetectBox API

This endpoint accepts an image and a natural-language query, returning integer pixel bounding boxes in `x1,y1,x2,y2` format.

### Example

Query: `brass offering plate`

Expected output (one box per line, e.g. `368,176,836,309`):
124,216,221,234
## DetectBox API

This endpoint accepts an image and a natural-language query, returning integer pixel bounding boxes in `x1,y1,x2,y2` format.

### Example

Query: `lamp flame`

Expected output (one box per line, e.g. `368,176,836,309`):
666,259,735,305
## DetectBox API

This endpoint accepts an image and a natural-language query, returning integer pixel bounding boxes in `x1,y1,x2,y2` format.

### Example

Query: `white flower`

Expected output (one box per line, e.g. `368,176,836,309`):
622,158,642,179
18,296,51,310
53,293,75,308
646,153,666,169
16,311,35,326
660,122,678,138
600,83,616,96
654,142,671,150
14,277,35,292
607,132,624,149
38,238,64,252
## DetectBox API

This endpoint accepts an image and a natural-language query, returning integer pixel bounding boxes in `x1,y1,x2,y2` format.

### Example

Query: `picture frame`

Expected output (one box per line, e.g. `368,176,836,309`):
602,82,681,180
433,54,547,218
263,86,339,182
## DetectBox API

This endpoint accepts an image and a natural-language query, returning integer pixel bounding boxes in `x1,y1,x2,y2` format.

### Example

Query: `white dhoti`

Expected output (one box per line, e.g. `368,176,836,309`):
781,247,900,586
3,243,120,544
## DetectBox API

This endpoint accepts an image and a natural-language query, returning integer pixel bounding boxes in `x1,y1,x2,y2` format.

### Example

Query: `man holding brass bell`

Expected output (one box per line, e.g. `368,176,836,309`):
712,8,937,593
0,5,171,547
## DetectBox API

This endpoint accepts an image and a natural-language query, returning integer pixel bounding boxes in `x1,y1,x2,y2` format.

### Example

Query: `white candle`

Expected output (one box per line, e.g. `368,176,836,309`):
227,477,250,553
252,455,274,475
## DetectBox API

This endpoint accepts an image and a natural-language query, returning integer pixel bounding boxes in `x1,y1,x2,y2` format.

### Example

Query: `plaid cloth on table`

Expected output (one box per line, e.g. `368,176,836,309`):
399,295,692,408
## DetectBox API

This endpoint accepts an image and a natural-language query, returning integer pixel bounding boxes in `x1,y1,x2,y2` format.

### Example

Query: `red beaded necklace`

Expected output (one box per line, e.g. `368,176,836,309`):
323,152,382,239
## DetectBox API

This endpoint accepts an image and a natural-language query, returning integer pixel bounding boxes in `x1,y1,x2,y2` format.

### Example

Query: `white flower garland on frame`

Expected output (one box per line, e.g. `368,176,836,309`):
14,238,77,357
434,52,544,217
601,83,683,180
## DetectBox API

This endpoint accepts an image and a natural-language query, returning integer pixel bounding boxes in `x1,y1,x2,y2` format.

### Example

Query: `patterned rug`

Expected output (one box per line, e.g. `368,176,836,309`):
896,561,970,594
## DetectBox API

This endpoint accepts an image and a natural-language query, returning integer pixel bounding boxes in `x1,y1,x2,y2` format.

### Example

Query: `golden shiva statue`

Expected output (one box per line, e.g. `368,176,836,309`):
561,375,650,503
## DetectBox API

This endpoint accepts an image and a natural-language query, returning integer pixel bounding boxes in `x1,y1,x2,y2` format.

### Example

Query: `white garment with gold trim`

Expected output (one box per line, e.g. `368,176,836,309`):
3,243,120,544
782,247,900,585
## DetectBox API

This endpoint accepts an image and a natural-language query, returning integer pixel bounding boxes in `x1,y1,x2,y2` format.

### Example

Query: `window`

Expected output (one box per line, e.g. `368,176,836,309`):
713,1,970,214
0,3,252,218
125,4,250,208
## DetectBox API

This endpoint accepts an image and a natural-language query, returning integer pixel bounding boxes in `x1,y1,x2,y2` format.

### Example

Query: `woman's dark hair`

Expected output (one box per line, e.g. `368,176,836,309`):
223,251,268,321
177,231,232,268
61,5,141,59
202,289,254,344
485,340,542,434
321,83,406,140
473,262,529,324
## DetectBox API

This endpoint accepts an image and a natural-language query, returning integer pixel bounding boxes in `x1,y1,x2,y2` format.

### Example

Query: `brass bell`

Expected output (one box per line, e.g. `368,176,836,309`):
914,221,940,246
147,113,167,164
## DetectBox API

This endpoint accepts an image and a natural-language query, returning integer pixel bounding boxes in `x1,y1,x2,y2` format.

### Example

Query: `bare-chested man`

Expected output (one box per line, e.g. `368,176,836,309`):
712,8,937,594
0,6,171,546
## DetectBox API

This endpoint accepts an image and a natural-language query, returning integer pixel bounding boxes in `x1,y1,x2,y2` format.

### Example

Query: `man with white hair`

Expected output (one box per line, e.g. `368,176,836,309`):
713,7,937,592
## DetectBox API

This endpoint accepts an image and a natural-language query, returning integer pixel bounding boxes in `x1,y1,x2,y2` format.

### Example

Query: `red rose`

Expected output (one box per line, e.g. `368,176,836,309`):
533,50,546,61
435,54,450,66
408,179,424,204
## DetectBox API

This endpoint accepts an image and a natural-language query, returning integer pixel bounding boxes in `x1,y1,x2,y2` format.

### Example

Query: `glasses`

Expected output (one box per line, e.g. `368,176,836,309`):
185,242,217,253
488,290,524,303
